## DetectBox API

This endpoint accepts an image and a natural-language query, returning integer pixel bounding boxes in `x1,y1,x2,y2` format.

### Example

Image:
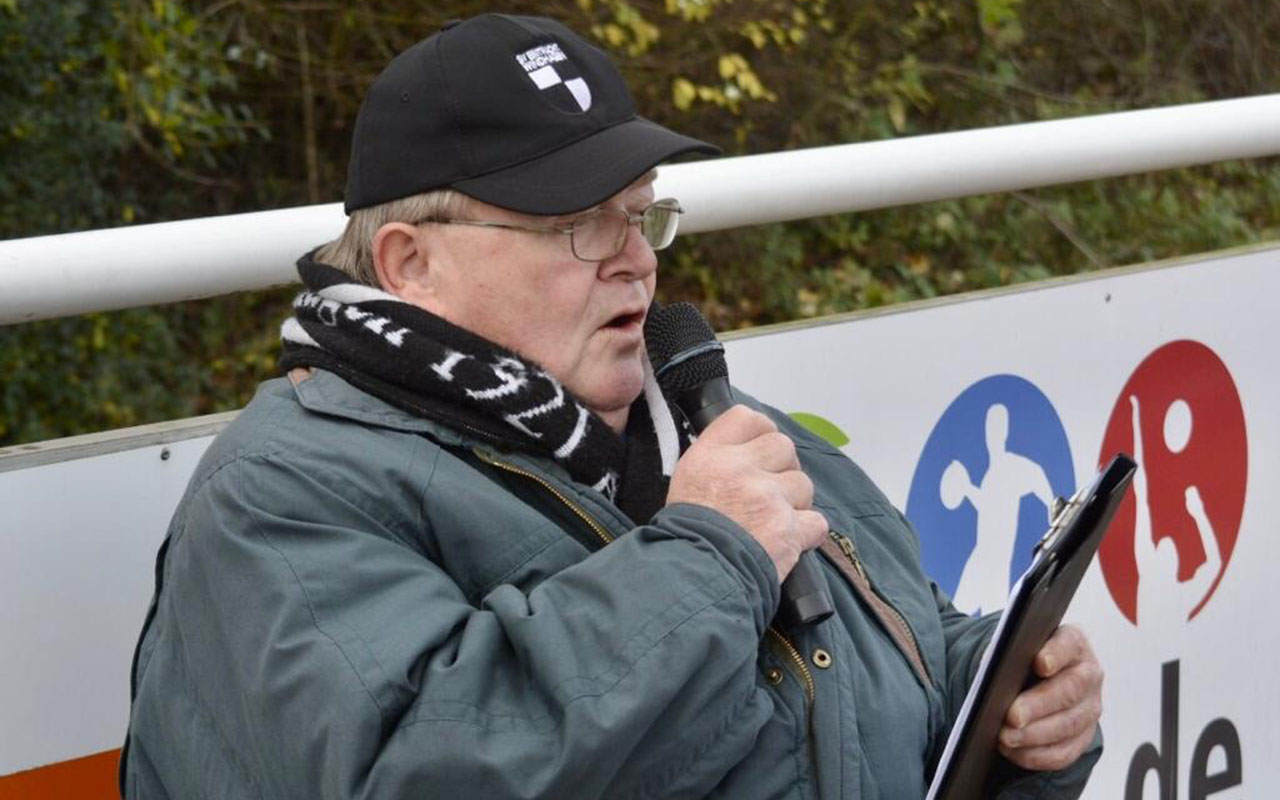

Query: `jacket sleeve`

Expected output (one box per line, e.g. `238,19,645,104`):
928,563,1102,799
162,450,781,800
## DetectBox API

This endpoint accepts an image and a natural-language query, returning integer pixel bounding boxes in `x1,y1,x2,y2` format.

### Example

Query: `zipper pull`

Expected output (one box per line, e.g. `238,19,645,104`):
831,531,868,582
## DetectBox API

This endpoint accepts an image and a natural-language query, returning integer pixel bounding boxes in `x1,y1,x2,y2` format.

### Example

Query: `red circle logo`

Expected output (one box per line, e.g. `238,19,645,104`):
1097,341,1247,626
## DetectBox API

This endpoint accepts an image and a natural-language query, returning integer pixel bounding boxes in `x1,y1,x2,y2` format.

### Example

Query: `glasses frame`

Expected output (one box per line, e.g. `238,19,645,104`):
412,197,684,262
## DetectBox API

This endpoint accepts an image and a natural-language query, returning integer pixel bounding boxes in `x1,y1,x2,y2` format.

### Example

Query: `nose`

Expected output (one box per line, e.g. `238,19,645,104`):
598,219,658,283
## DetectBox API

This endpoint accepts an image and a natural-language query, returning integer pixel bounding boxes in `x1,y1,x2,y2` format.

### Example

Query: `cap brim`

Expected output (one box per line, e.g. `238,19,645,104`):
452,117,720,215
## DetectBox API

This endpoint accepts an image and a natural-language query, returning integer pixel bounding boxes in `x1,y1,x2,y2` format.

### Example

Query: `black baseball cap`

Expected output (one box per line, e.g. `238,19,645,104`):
344,14,720,215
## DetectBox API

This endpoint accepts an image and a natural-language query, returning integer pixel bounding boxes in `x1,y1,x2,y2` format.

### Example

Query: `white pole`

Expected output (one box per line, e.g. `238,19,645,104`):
0,204,348,325
2,94,1279,325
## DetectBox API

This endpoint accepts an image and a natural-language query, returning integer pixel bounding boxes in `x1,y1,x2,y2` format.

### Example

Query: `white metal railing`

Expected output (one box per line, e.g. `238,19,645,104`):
2,93,1279,326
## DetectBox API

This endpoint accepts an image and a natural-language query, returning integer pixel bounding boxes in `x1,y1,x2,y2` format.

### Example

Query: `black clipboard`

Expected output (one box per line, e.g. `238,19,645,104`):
926,453,1137,800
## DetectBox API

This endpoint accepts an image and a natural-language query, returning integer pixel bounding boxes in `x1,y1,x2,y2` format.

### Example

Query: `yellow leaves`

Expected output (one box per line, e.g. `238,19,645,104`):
737,71,775,102
674,48,779,113
740,22,767,49
739,19,792,49
91,318,107,352
163,129,183,157
906,253,931,276
888,96,907,132
978,0,1025,48
657,0,827,117
666,0,716,23
598,23,627,48
671,48,778,113
796,287,821,317
591,0,661,56
672,77,697,110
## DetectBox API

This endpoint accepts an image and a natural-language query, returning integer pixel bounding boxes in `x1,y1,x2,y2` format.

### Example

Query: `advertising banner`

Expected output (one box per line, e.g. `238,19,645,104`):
727,245,1275,798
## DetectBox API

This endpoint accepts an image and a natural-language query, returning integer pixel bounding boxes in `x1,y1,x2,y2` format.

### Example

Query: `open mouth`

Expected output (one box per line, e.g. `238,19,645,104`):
604,310,645,329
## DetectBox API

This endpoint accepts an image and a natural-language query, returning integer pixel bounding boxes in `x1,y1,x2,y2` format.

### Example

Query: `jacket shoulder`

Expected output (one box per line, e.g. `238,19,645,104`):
178,377,446,551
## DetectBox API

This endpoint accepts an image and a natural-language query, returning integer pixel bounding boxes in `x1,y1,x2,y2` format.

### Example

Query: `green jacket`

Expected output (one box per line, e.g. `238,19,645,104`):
122,370,1099,798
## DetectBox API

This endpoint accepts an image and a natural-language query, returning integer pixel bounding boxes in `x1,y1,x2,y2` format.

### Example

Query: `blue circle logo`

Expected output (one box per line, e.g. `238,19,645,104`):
905,375,1075,614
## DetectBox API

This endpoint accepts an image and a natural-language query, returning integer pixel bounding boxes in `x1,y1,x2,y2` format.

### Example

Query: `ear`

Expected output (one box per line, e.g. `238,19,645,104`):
371,222,435,308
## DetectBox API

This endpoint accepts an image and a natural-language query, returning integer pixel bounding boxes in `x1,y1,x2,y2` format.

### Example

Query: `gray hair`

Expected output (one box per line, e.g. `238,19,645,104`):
315,189,469,287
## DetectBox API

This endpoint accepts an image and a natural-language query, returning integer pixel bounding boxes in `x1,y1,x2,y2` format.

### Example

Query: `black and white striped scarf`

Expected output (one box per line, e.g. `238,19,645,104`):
279,252,690,522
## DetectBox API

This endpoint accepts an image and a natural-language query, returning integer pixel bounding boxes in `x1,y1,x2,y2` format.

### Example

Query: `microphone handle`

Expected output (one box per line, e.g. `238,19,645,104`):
677,377,738,432
677,379,835,629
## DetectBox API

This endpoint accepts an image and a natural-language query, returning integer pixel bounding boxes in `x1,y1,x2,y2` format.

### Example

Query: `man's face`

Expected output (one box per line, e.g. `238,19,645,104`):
416,179,659,431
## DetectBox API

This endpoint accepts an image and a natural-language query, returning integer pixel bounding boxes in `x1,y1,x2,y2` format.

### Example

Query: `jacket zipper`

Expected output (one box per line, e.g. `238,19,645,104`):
765,626,815,706
828,531,934,688
473,449,614,547
766,625,821,797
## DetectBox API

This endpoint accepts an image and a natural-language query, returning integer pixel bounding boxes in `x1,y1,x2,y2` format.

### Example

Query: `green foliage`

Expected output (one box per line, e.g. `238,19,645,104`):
0,0,259,237
0,0,278,445
0,290,291,443
0,1,125,236
2,0,1279,446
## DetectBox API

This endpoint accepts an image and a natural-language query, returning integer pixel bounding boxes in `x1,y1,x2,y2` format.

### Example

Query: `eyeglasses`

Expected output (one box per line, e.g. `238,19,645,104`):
413,198,684,262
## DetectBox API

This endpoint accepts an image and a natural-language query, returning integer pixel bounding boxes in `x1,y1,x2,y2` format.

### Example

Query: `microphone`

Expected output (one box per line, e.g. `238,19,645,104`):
646,302,834,629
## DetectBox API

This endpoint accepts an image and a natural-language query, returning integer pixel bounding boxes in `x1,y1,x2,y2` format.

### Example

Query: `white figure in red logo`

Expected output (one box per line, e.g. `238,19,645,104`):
1129,394,1221,631
941,404,1054,614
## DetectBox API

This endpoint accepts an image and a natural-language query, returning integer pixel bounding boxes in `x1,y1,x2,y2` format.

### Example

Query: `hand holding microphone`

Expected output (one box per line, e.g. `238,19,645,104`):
668,405,831,583
647,302,835,627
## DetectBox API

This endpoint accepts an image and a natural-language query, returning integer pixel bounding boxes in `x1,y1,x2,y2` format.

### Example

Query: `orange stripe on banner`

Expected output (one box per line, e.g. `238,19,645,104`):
0,749,120,800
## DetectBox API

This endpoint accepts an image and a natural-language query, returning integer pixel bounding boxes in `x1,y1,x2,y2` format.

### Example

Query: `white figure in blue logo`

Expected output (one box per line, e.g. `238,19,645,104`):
939,404,1054,614
1129,394,1221,632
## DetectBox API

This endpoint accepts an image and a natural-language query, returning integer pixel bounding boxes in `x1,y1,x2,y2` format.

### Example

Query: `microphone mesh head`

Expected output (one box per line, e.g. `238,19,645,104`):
644,302,728,393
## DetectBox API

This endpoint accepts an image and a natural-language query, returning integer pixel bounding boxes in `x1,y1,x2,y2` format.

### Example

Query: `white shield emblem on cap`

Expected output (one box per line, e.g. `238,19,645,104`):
516,42,592,113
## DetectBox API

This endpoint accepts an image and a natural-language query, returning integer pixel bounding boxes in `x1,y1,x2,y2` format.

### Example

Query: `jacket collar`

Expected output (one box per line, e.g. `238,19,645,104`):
290,368,471,446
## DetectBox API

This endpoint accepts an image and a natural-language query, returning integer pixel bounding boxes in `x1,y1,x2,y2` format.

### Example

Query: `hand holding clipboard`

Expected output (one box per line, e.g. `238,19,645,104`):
927,453,1138,800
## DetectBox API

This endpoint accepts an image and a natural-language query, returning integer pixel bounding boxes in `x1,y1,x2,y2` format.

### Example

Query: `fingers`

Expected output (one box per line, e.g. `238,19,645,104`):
743,431,803,473
999,625,1104,772
999,723,1096,772
796,508,831,548
1007,633,1101,728
1000,690,1100,752
666,406,828,582
697,404,778,445
770,509,831,579
772,469,816,511
690,406,800,473
1032,624,1090,680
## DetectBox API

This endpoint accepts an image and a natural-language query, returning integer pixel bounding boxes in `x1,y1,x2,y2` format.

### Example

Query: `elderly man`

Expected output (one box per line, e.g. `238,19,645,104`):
121,13,1103,799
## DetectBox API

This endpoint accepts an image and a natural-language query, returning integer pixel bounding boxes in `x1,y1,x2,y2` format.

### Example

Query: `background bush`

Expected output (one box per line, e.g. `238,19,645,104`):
2,0,1278,445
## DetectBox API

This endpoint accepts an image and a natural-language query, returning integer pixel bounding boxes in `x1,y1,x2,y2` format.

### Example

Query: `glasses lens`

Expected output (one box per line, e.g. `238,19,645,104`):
642,199,681,250
570,210,618,261
569,199,683,260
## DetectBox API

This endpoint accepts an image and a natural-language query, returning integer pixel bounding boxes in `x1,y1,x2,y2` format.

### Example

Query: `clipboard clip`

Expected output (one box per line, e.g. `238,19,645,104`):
1034,488,1085,557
